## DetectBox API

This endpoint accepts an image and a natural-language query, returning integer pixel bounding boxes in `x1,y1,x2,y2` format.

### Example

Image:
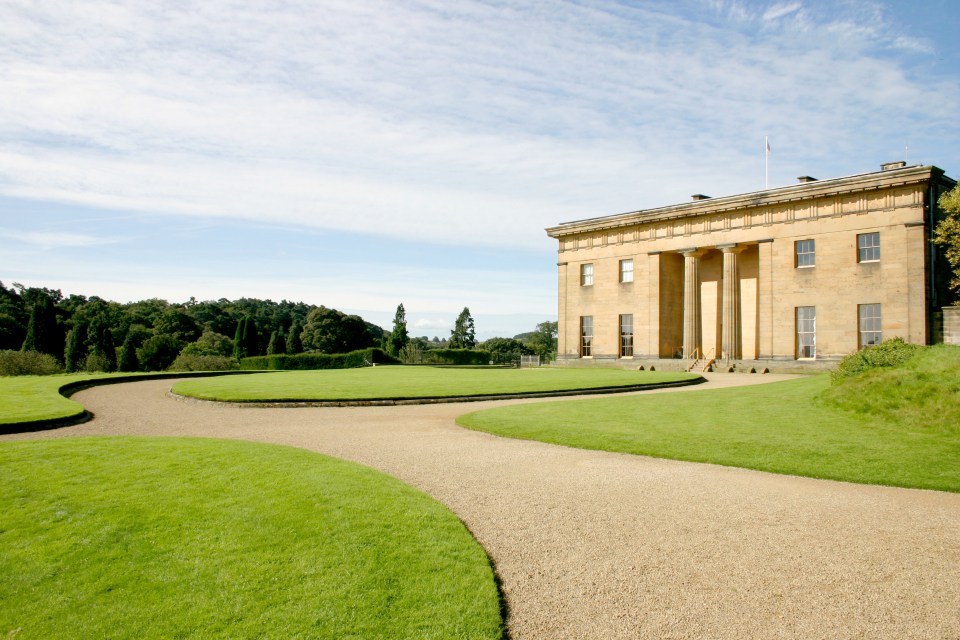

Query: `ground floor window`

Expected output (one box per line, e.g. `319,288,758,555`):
580,316,593,357
619,314,633,357
796,306,816,358
858,303,881,349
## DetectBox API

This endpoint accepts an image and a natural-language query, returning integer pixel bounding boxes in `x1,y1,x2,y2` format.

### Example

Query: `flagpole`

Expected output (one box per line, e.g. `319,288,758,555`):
765,136,769,189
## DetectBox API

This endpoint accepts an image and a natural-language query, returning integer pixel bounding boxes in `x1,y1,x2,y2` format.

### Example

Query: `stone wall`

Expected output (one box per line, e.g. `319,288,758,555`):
943,307,960,345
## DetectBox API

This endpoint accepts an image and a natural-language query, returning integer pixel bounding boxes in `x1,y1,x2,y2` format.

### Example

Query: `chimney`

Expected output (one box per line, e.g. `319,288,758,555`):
797,176,817,183
691,194,710,201
881,161,907,171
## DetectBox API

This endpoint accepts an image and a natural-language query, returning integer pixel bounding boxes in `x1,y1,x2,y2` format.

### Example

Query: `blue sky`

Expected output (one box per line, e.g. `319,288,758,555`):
2,0,958,338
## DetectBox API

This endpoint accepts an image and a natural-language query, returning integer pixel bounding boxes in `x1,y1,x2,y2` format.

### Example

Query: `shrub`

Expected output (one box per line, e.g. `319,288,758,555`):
169,354,239,372
239,348,398,371
831,338,925,383
0,350,63,376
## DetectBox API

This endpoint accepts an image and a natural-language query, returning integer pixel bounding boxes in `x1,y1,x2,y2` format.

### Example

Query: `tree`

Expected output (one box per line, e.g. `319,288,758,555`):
118,325,151,372
233,317,248,360
300,306,375,354
521,321,558,360
21,293,62,359
181,330,234,357
242,316,260,357
479,337,533,356
64,319,89,372
286,321,303,355
86,314,117,372
934,184,960,303
137,334,181,371
266,330,286,355
388,303,410,357
448,307,476,349
154,308,201,344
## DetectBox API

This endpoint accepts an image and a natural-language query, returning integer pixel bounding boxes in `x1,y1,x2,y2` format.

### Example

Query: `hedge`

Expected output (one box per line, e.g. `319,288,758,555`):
239,348,399,371
420,349,492,366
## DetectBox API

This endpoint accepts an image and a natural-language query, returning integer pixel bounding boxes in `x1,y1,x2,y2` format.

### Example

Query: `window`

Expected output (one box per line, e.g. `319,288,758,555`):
619,314,633,357
795,239,815,268
857,232,880,262
796,306,816,358
619,259,634,283
858,304,881,349
580,316,593,357
581,263,594,286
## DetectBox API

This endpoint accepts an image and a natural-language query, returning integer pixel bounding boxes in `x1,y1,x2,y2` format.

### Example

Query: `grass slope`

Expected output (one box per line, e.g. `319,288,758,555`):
0,437,503,639
172,367,695,402
459,351,960,492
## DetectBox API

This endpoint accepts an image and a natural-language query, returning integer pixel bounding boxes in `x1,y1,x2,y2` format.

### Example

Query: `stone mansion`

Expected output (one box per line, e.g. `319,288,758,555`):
546,162,956,369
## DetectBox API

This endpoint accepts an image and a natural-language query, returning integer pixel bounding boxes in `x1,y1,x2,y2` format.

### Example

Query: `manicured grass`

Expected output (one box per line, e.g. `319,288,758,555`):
458,372,960,493
0,437,503,639
0,373,115,425
172,367,696,402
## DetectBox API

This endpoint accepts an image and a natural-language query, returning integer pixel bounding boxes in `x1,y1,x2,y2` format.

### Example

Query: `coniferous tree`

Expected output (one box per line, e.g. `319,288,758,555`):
242,316,259,357
388,303,410,357
118,333,139,372
266,330,280,355
64,319,89,372
233,317,248,360
449,307,476,349
21,294,61,358
274,330,286,355
286,321,303,355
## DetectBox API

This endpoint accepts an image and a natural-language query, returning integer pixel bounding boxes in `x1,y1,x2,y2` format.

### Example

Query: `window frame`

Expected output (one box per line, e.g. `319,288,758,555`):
619,259,634,283
795,239,815,268
857,232,880,263
858,303,882,349
580,263,594,287
619,314,634,357
580,316,593,357
796,306,816,359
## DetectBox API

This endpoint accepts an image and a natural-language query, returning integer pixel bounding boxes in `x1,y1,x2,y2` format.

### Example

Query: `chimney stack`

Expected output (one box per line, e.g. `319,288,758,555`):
881,161,907,171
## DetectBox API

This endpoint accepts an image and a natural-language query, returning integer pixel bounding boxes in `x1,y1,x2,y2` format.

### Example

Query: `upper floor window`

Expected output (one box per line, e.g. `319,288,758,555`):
581,263,594,286
858,303,881,349
619,259,634,283
857,232,880,263
795,239,815,268
580,316,593,357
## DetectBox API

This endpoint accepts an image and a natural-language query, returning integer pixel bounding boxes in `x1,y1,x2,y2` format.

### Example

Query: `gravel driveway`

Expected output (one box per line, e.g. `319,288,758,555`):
4,373,958,639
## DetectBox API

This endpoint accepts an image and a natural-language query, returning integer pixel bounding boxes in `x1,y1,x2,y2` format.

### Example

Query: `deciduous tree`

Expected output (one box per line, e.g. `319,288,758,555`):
448,307,476,349
934,184,960,303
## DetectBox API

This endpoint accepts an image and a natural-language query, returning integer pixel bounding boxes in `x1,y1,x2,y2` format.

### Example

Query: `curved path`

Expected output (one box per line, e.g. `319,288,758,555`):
4,373,959,639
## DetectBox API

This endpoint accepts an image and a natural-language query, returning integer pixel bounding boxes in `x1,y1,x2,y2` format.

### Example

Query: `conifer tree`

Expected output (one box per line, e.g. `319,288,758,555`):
388,303,410,356
87,315,117,372
21,294,61,358
64,319,89,372
286,321,303,355
242,316,259,357
118,333,139,372
233,317,248,360
449,307,476,349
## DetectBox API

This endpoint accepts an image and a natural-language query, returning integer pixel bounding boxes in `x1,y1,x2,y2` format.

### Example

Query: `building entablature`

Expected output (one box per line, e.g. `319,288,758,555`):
546,164,951,242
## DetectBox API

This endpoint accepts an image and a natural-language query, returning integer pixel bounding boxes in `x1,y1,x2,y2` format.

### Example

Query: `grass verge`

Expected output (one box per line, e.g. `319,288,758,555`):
0,437,503,639
457,369,960,493
171,367,695,402
0,373,115,425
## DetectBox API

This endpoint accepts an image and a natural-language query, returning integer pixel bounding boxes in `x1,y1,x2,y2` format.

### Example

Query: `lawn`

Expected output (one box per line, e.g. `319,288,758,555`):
0,437,503,639
458,364,960,493
0,373,115,425
171,367,697,402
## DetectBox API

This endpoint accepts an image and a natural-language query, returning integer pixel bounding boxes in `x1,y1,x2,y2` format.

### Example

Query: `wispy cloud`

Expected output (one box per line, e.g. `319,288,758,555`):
0,0,955,253
0,229,122,249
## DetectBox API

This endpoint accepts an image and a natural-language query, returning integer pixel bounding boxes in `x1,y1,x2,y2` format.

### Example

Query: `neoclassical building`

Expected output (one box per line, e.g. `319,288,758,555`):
546,163,956,368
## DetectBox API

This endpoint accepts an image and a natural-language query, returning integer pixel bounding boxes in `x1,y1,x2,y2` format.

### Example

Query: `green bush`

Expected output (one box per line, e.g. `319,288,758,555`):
0,349,63,376
239,348,398,371
831,338,925,383
169,354,239,372
421,349,492,366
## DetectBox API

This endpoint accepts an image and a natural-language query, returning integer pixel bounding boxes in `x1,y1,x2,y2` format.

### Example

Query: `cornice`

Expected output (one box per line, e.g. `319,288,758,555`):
546,165,948,239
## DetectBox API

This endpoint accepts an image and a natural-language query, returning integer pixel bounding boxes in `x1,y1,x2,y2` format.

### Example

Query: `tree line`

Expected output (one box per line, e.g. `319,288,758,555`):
0,284,557,374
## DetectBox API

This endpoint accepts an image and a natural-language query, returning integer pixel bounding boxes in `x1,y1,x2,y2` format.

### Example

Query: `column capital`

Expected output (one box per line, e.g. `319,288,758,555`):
679,247,708,258
718,243,747,254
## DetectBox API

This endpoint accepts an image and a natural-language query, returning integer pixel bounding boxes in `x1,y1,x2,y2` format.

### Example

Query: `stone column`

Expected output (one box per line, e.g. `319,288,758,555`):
681,249,705,359
719,244,746,361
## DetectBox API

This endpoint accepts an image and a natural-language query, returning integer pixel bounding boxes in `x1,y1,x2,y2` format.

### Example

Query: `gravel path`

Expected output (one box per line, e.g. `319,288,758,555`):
4,373,959,639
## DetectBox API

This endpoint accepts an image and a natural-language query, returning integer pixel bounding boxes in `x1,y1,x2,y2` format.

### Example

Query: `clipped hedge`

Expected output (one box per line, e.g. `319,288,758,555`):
239,348,398,371
831,338,925,382
421,349,492,366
